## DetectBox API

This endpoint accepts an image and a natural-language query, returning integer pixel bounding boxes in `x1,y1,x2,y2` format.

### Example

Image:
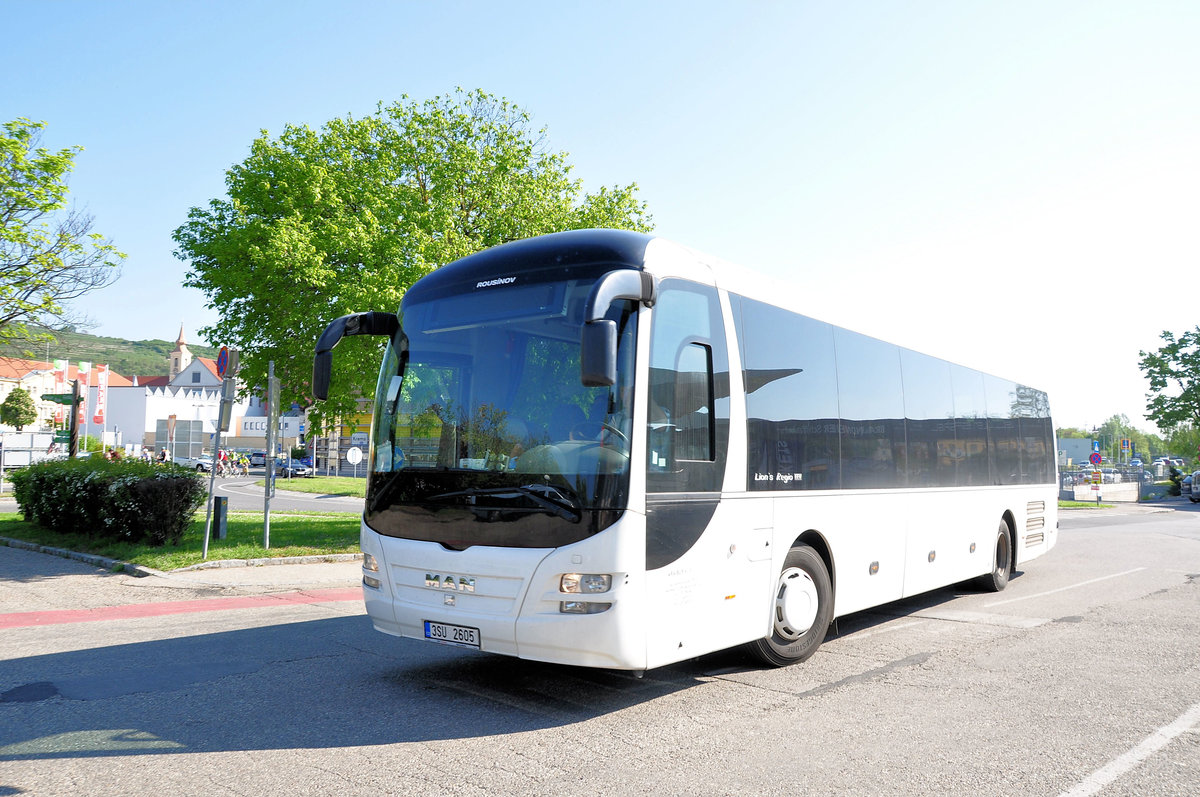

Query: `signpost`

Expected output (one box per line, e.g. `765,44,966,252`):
346,445,363,478
202,376,238,560
41,381,82,456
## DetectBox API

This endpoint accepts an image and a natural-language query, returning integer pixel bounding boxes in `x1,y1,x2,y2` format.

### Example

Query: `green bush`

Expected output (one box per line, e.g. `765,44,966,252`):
10,458,206,546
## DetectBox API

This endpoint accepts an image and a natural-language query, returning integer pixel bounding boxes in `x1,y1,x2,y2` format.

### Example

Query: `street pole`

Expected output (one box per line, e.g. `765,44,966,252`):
202,378,236,560
263,360,278,550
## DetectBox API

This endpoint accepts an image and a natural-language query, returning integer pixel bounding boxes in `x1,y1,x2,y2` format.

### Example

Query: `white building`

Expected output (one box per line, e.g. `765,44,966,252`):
2,326,307,458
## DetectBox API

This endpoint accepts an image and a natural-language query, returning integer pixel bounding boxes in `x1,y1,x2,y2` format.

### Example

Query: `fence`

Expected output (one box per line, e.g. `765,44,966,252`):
1060,466,1163,503
0,432,57,493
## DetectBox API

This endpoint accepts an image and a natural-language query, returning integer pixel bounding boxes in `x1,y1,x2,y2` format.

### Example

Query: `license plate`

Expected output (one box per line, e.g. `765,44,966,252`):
423,620,480,648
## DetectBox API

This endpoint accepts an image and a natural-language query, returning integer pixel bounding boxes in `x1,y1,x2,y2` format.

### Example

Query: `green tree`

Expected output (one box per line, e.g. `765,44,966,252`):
0,387,39,431
1166,424,1200,463
0,119,124,350
1139,328,1200,430
173,90,652,429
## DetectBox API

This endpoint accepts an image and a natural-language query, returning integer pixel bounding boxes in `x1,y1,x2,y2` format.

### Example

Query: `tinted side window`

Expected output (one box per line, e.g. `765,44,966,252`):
835,329,906,489
950,365,990,486
900,349,956,488
1013,384,1054,484
985,375,1022,485
647,280,728,493
733,295,840,490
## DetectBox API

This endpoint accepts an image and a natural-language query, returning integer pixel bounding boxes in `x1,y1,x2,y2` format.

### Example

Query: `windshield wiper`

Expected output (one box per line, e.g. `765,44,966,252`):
428,484,581,522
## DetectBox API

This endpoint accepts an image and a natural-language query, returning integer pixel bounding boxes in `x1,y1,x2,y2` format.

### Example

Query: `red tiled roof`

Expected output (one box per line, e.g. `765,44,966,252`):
0,357,133,385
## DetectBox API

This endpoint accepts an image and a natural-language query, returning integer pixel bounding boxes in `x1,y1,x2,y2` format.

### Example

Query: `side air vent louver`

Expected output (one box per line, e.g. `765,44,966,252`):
1026,501,1046,546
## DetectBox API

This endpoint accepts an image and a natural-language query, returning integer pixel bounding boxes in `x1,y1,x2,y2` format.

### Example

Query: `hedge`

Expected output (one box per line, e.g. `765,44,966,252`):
9,457,207,546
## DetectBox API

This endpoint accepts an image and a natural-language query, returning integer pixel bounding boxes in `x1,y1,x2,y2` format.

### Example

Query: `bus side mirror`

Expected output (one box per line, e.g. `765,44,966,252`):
581,319,617,387
579,268,656,388
313,350,334,401
313,311,400,401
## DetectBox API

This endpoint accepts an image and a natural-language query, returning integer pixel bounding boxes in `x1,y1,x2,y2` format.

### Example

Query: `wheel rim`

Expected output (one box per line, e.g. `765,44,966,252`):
774,567,819,641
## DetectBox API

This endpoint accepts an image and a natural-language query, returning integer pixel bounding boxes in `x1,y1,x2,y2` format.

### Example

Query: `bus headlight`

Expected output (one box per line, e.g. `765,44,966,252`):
560,573,612,594
560,601,612,614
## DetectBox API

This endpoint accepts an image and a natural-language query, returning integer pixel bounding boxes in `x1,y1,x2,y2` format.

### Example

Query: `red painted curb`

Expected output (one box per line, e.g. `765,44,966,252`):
0,587,363,629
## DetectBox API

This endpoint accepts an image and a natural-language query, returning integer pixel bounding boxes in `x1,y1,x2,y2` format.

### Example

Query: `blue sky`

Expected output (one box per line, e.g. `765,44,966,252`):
3,1,1198,432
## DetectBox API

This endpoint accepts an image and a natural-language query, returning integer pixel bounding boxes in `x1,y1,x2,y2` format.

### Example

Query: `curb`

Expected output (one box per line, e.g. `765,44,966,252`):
171,553,363,571
1,535,361,578
1,536,159,577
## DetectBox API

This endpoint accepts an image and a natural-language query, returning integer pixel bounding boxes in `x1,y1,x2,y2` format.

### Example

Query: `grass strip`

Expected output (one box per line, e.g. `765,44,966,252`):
0,510,359,572
258,475,366,498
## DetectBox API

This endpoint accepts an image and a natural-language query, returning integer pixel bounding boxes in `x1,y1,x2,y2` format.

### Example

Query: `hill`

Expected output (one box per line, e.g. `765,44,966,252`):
1,328,219,378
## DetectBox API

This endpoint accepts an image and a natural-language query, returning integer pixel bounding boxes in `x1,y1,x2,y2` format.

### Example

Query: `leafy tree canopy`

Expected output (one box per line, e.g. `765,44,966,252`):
1139,327,1200,432
174,89,653,430
1,387,38,431
0,119,124,351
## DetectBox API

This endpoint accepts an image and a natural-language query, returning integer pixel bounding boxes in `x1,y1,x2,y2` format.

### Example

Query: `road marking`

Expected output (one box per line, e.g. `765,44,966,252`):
985,567,1146,607
1059,702,1200,797
0,587,361,630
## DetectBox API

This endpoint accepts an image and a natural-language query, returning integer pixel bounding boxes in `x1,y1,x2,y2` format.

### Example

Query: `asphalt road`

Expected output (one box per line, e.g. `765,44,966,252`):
1,503,1198,796
211,474,363,514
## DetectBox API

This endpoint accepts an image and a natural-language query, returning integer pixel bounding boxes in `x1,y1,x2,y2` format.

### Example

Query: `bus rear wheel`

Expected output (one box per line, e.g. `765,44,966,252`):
975,521,1012,592
747,544,833,667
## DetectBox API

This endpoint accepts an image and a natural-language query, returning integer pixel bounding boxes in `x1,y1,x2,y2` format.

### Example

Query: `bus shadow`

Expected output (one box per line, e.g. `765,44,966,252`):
828,573,1027,640
0,615,702,761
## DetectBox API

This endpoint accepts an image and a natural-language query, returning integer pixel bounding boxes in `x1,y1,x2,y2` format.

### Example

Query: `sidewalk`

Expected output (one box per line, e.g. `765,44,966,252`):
1,532,363,590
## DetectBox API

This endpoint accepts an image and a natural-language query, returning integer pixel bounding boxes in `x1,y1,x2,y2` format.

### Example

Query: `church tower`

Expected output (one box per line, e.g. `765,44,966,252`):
169,324,193,380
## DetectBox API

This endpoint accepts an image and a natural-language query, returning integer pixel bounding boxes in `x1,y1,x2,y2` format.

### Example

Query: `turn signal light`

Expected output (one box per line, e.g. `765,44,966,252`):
560,601,612,614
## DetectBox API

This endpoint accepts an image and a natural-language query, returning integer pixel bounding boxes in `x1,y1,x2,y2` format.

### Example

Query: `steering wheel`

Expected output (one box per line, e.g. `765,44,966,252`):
569,421,630,452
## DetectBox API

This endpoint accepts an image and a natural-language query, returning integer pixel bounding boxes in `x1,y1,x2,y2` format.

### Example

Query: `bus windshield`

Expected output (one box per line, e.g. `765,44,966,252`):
365,276,637,549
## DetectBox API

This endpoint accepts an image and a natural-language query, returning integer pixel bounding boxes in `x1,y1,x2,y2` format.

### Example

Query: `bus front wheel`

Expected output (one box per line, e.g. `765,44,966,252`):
747,545,833,667
976,521,1012,592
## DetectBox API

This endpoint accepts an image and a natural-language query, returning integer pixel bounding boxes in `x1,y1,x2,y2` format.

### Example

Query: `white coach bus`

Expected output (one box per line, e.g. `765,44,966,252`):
313,229,1057,671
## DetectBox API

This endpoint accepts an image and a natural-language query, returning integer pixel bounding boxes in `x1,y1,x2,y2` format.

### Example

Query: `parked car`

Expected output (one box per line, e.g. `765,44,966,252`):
173,455,213,472
1183,474,1193,500
1191,472,1200,503
249,450,267,466
274,460,312,478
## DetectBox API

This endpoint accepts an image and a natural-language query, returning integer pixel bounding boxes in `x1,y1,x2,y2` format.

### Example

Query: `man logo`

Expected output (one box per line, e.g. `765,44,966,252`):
425,574,476,592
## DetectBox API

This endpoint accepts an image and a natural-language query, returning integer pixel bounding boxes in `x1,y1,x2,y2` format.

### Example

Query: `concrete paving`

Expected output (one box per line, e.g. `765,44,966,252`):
0,494,363,595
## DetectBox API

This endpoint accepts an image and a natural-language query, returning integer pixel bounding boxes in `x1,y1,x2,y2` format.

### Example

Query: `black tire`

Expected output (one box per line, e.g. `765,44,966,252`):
747,545,833,667
976,521,1012,592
